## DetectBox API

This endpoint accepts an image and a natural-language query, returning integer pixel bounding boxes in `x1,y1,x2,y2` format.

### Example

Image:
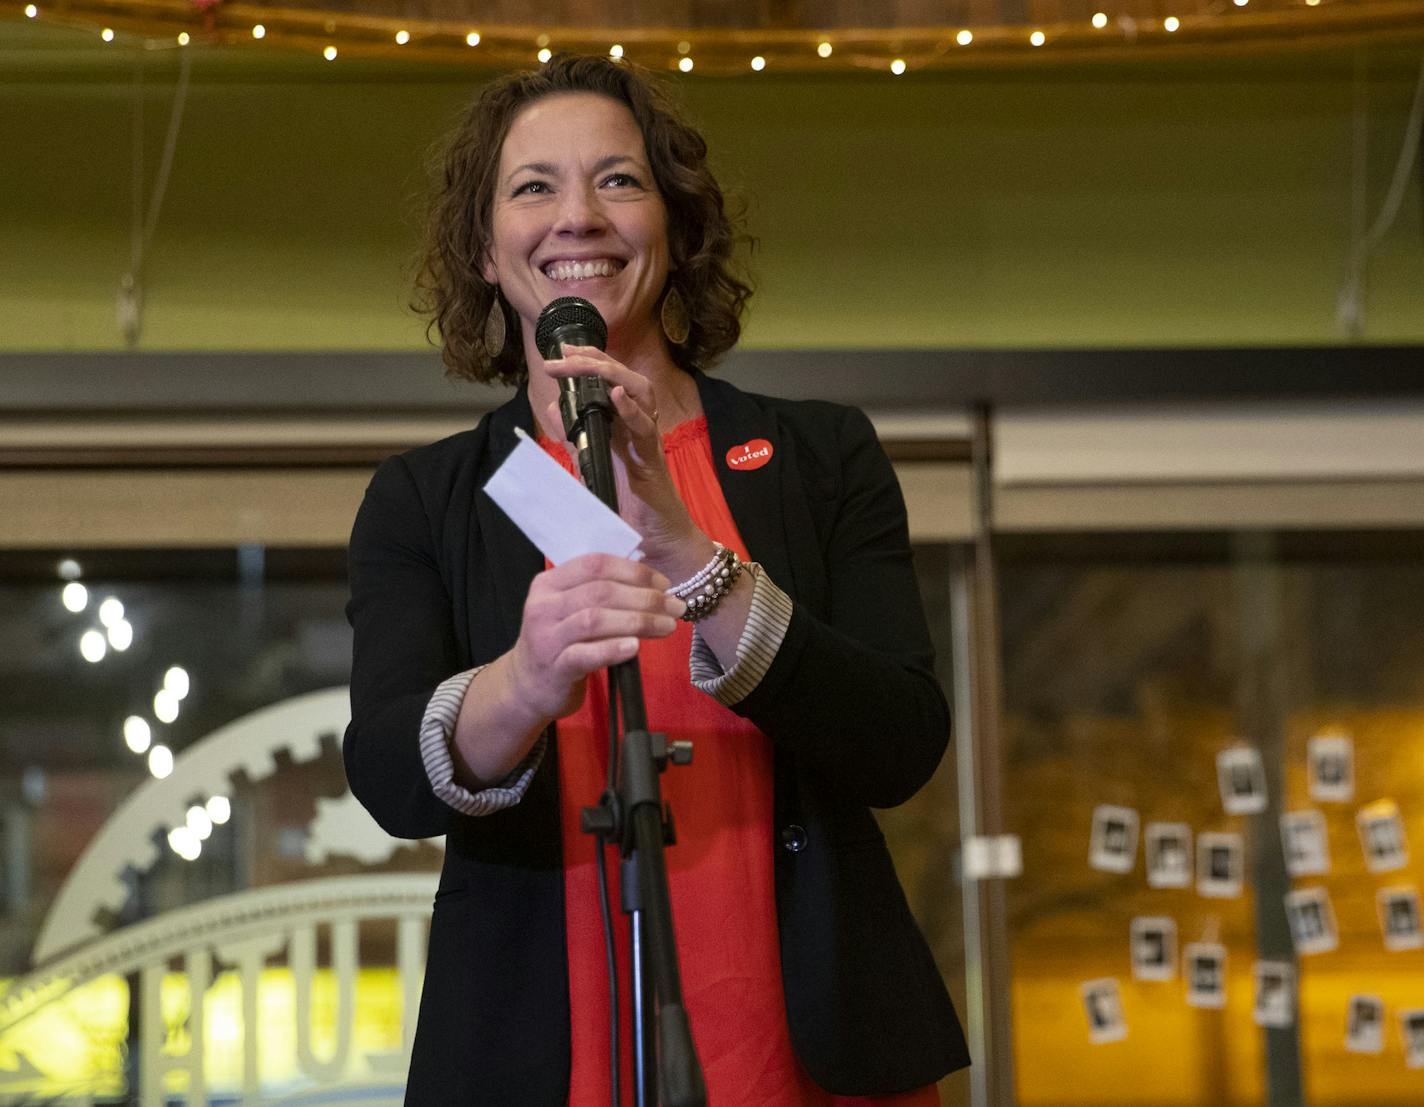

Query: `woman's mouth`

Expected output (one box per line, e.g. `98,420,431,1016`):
542,258,624,281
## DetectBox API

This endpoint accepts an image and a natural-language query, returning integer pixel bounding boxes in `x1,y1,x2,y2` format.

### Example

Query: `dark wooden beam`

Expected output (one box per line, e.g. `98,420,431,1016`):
4,346,1421,415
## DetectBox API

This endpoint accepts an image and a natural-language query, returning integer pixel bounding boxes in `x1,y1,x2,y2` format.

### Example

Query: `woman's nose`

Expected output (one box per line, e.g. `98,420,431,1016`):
553,187,607,235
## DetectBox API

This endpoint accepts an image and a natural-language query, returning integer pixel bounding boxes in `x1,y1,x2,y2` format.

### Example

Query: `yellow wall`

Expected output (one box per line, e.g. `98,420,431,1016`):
3,24,1423,351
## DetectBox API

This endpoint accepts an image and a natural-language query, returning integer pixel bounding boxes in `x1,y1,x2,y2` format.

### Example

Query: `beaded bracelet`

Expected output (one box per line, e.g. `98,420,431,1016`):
666,542,744,622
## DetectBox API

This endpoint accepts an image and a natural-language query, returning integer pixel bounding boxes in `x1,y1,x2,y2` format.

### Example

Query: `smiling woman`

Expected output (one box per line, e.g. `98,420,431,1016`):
348,53,967,1107
485,94,674,382
415,54,750,387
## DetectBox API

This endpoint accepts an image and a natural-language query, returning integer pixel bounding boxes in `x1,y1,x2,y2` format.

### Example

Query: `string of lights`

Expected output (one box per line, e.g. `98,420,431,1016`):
56,555,228,860
12,0,1424,73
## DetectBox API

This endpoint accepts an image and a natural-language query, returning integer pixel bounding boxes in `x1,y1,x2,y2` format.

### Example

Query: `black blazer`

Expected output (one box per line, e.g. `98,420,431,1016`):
345,371,969,1104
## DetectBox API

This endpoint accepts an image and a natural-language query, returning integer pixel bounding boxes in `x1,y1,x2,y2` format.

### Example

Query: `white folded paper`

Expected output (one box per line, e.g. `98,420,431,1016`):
482,427,643,565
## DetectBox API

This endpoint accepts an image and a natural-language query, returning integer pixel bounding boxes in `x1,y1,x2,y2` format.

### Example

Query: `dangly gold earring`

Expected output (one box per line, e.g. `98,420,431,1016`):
660,284,690,346
483,288,507,359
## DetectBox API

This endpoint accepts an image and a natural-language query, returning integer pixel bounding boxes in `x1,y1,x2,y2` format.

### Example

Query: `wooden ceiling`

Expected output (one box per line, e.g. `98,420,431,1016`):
12,0,1424,72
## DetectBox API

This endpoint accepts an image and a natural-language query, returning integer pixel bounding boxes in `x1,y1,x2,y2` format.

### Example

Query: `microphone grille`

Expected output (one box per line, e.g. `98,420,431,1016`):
535,296,608,360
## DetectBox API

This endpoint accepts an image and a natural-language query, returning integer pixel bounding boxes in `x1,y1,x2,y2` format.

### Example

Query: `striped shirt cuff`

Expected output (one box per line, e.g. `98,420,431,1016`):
689,562,793,705
419,666,546,817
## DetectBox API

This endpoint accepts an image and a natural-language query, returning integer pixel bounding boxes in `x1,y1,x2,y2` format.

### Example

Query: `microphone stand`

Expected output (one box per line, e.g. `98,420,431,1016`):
562,380,707,1107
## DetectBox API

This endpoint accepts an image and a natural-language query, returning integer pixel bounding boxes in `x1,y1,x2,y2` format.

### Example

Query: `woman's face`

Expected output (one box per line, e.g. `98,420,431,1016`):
484,92,671,360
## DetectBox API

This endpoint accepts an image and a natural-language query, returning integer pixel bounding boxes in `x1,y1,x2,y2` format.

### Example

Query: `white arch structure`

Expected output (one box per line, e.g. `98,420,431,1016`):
2,873,435,1035
2,874,435,1107
1,687,448,1107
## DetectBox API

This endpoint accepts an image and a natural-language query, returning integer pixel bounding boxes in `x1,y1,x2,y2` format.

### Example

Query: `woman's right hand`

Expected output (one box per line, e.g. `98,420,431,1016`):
506,553,685,722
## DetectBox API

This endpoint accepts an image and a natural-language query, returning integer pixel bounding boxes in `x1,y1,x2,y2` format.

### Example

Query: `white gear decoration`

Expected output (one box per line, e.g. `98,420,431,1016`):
33,686,441,965
307,790,443,866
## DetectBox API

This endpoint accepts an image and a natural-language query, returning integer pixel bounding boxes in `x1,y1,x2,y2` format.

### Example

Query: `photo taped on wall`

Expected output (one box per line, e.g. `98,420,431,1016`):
1308,732,1354,802
1080,978,1128,1044
1357,800,1409,873
1378,887,1424,952
1184,942,1227,1009
1280,810,1330,877
1346,995,1386,1054
1197,832,1244,898
1130,917,1177,982
1253,961,1295,1029
1286,887,1340,955
1145,822,1192,889
1403,1009,1424,1069
1217,745,1267,815
1090,804,1139,874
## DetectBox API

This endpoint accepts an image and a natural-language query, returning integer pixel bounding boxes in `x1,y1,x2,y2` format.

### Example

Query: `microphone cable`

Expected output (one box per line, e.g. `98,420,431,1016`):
597,671,622,1107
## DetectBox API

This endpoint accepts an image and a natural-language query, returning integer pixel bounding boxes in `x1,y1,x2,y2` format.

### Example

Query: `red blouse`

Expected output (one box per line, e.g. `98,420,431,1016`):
540,419,940,1107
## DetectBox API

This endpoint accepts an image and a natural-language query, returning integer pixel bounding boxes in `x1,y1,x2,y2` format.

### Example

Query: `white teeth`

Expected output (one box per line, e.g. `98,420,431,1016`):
543,259,621,281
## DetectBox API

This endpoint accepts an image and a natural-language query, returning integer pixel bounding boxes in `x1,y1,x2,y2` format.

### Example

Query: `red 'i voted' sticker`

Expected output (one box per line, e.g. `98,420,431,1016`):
726,439,773,471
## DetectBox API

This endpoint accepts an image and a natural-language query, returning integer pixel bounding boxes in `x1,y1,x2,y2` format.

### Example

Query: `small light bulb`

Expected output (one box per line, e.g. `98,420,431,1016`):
177,32,189,45
956,30,973,46
168,825,200,859
80,630,106,663
101,27,114,42
323,45,337,60
123,716,151,754
751,55,766,71
395,30,410,45
164,665,190,699
537,47,552,63
609,44,623,58
148,744,174,779
187,805,213,839
107,619,133,651
1305,0,1320,5
466,31,481,46
57,558,82,580
1030,30,1046,46
25,5,38,20
1233,0,1248,6
252,24,265,39
1164,15,1180,30
62,582,88,613
207,795,232,824
1092,12,1108,28
678,56,693,72
98,596,123,627
817,41,832,58
890,59,906,75
154,688,180,724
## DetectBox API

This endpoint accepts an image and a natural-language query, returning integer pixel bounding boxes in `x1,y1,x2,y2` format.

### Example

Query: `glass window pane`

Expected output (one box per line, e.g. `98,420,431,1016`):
999,533,1424,1107
880,541,972,1106
0,547,436,1104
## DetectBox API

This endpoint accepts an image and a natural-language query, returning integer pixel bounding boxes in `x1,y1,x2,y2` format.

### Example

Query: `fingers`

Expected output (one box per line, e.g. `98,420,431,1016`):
549,552,669,592
515,555,684,714
559,637,642,673
556,604,679,647
609,383,658,436
551,347,658,432
539,561,684,640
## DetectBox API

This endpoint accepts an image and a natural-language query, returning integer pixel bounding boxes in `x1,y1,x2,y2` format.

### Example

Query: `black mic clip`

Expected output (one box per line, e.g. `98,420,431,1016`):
558,375,613,442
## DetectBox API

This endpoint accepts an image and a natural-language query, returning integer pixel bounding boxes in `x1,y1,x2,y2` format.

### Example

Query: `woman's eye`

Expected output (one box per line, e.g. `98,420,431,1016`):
512,181,549,196
601,172,639,189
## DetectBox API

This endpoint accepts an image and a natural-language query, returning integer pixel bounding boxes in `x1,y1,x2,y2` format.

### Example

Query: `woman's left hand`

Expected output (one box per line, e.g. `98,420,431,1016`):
546,345,709,576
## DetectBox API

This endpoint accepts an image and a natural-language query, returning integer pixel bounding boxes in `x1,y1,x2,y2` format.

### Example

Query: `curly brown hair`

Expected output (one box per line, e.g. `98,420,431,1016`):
414,55,753,386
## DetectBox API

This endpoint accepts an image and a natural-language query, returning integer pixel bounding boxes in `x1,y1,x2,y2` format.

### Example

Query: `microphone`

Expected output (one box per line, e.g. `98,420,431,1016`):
535,297,617,507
